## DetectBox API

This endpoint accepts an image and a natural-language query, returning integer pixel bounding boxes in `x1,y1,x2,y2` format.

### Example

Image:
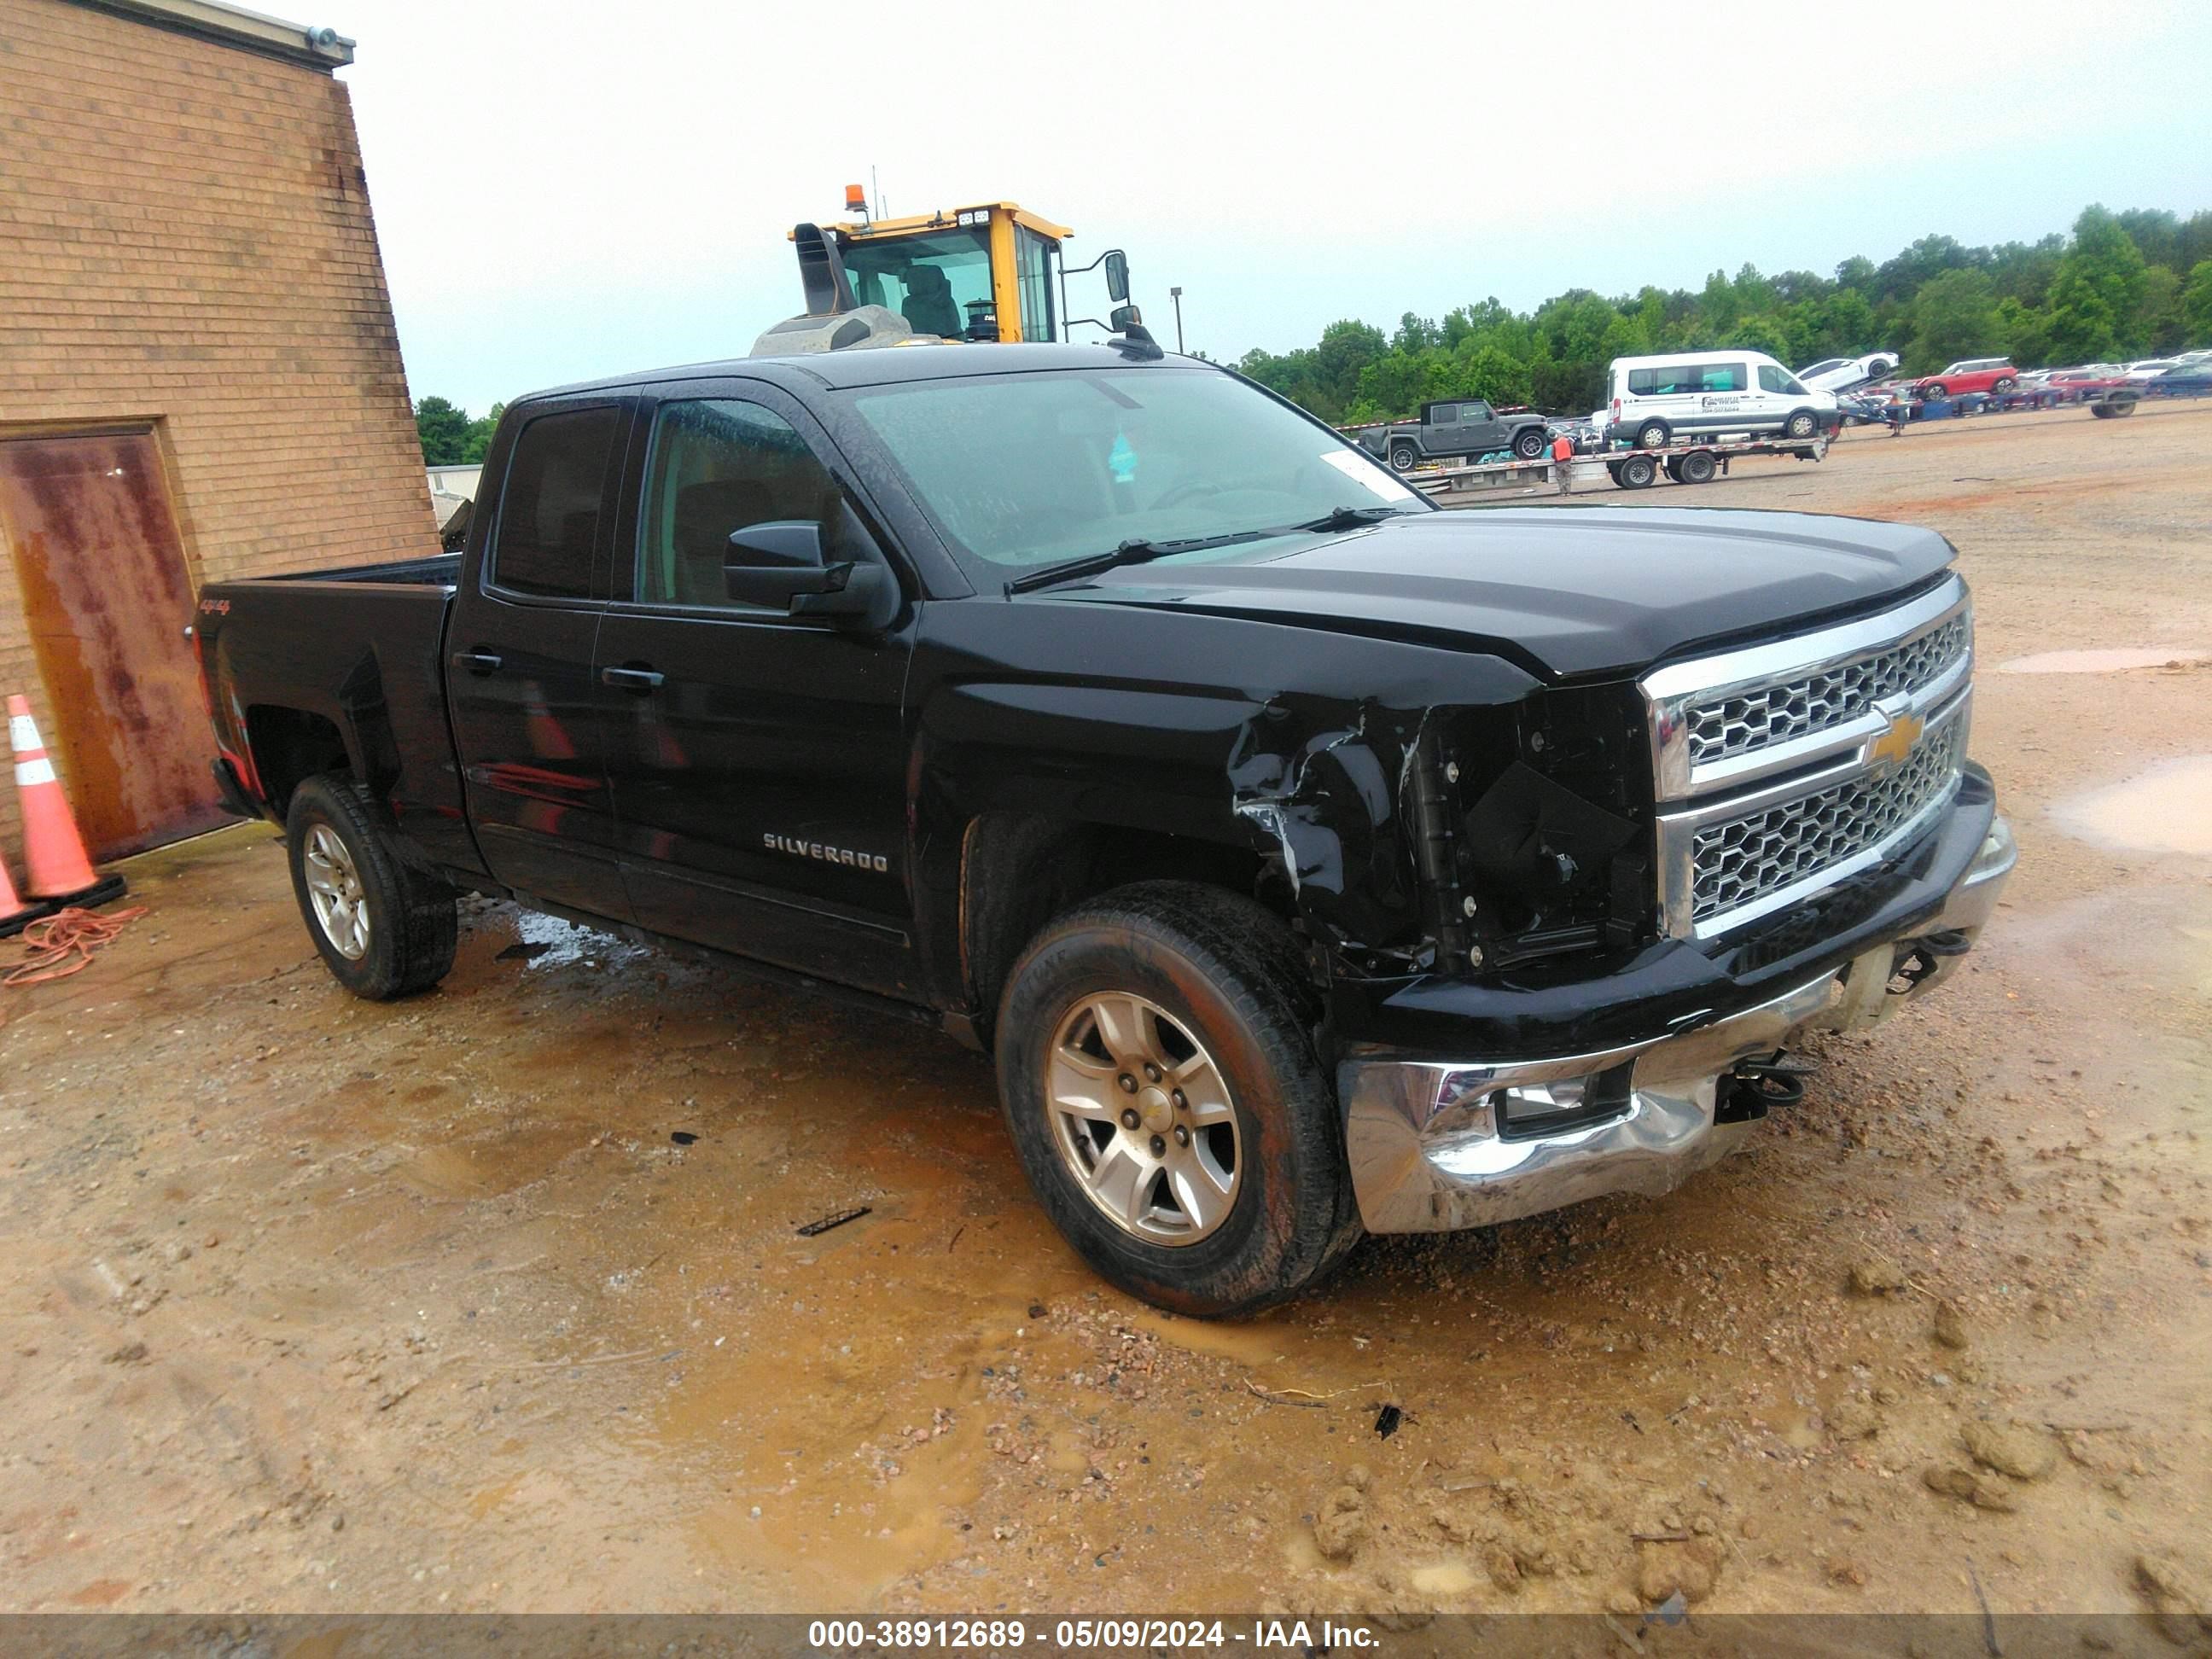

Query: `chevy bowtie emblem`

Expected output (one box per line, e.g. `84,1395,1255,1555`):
1868,709,1924,770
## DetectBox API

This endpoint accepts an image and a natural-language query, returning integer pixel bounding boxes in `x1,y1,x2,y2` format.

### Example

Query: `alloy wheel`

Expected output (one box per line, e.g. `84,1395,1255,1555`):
1045,992,1240,1246
302,823,370,960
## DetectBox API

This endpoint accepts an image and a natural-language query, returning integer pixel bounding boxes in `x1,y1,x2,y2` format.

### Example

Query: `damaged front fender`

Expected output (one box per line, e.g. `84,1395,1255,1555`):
1229,701,1426,958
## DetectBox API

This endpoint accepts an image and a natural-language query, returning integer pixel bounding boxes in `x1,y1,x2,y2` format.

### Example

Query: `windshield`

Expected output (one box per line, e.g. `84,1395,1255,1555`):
846,366,1426,571
841,227,996,339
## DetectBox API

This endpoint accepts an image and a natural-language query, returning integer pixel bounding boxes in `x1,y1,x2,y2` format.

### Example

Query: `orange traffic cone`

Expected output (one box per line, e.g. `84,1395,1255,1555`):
8,695,125,908
0,842,47,939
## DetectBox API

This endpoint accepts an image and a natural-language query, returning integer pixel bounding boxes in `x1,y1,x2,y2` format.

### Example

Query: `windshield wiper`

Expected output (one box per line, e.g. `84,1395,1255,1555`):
1292,504,1416,533
1004,505,1416,596
1004,531,1266,596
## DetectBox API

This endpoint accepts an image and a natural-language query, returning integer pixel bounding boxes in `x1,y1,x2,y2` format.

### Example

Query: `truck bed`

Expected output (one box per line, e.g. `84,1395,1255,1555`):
195,550,480,877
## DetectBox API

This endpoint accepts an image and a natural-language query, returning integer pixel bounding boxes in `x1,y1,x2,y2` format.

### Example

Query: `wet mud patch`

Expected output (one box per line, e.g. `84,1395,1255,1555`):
2053,756,2212,856
2000,648,2207,674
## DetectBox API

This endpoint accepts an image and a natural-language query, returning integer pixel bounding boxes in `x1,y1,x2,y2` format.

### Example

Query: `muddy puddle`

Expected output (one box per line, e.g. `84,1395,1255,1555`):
2053,755,2212,856
2000,648,2207,674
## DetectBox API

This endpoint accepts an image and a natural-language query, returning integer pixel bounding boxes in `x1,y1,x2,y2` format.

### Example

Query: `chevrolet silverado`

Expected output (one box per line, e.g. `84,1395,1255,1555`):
194,340,2016,1315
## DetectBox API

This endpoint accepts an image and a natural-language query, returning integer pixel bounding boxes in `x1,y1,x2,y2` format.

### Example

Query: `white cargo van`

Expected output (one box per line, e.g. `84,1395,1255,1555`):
1607,351,1837,450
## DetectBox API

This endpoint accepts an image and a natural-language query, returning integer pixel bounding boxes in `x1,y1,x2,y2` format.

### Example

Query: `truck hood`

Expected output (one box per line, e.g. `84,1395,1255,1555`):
1040,507,1955,679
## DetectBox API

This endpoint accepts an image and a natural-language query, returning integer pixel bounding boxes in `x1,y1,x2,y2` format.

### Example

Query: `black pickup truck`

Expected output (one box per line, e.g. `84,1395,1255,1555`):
195,341,2015,1316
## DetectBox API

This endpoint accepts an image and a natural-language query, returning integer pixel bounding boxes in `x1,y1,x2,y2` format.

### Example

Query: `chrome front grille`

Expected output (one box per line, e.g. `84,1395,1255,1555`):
1642,578,1974,940
1689,715,1965,923
1685,613,1970,767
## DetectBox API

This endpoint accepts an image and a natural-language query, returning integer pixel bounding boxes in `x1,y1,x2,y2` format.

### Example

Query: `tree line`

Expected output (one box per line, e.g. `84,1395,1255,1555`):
1235,205,2212,424
412,395,504,467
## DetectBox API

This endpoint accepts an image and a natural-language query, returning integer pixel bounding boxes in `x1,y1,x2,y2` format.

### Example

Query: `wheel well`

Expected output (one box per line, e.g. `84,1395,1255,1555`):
244,707,350,815
960,814,1280,1047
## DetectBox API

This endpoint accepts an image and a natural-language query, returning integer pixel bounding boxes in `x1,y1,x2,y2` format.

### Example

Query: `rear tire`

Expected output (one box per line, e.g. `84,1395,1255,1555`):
1616,453,1658,489
1633,419,1671,451
1993,376,2017,394
1512,426,1546,460
1389,442,1418,473
995,882,1361,1317
286,773,457,1001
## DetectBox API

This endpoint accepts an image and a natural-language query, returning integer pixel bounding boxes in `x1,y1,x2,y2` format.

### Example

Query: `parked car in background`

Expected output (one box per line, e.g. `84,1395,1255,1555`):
1545,412,1608,454
2122,359,2180,382
1359,399,1552,472
2148,361,2212,393
2046,368,2129,400
1795,352,1900,393
1606,351,1837,449
1907,359,2017,400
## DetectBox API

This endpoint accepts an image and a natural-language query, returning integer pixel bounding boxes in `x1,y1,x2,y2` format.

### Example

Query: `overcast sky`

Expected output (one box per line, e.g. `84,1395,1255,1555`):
331,0,2212,411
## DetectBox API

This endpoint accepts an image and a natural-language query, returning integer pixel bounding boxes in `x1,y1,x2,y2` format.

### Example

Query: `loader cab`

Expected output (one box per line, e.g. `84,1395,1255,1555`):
805,199,1132,346
824,202,1072,344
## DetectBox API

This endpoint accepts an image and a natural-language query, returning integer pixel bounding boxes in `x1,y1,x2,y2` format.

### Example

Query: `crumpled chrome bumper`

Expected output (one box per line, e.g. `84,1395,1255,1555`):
1339,813,2017,1235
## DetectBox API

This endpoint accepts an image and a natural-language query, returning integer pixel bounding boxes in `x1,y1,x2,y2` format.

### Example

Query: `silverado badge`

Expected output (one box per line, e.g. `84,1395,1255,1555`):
763,832,889,874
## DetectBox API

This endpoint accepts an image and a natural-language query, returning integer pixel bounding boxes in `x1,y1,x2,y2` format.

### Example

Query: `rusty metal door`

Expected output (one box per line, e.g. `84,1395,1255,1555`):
0,432,232,859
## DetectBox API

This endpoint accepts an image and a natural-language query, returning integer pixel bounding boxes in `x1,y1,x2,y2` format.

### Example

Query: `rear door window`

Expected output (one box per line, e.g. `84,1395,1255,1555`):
489,405,625,599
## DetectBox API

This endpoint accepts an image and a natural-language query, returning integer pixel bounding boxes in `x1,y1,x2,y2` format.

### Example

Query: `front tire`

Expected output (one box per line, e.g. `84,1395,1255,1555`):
995,882,1361,1317
1921,382,1947,401
1388,442,1418,473
1512,426,1546,460
1784,409,1819,439
286,774,457,1000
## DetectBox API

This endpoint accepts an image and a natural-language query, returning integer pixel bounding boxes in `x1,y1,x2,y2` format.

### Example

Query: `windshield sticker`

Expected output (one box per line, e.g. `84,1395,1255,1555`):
1108,431,1138,484
1322,449,1417,502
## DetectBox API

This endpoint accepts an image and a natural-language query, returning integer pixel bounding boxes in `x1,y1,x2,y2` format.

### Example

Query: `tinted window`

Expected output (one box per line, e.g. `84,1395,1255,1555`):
491,406,622,598
1758,364,1805,393
1699,362,1748,393
1627,365,1710,395
1430,405,1458,424
634,399,843,609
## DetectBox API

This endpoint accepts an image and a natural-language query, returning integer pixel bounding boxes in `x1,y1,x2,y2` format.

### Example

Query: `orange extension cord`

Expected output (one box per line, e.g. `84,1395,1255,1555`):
3,905,149,989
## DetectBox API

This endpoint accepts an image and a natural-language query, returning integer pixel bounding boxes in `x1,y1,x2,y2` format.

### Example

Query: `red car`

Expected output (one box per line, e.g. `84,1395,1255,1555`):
1909,358,2019,400
2044,368,2129,402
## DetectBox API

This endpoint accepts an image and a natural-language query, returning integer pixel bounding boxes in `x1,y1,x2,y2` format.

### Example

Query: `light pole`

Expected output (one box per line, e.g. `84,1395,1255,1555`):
1169,287,1185,355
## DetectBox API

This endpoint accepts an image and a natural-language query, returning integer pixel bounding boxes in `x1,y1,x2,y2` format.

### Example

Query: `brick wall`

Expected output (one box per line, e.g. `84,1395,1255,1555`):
0,0,435,859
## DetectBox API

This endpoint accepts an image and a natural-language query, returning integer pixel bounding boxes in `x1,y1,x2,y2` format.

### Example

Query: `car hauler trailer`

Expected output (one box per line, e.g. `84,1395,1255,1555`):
1408,434,1830,500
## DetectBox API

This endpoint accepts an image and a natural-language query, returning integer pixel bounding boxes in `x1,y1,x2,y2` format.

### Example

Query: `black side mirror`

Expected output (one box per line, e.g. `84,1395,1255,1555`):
725,518,895,627
1109,304,1141,331
1103,250,1129,303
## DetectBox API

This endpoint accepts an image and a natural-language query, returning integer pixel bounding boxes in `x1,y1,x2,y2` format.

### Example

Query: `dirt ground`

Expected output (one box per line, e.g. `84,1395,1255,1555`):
3,401,2209,1622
